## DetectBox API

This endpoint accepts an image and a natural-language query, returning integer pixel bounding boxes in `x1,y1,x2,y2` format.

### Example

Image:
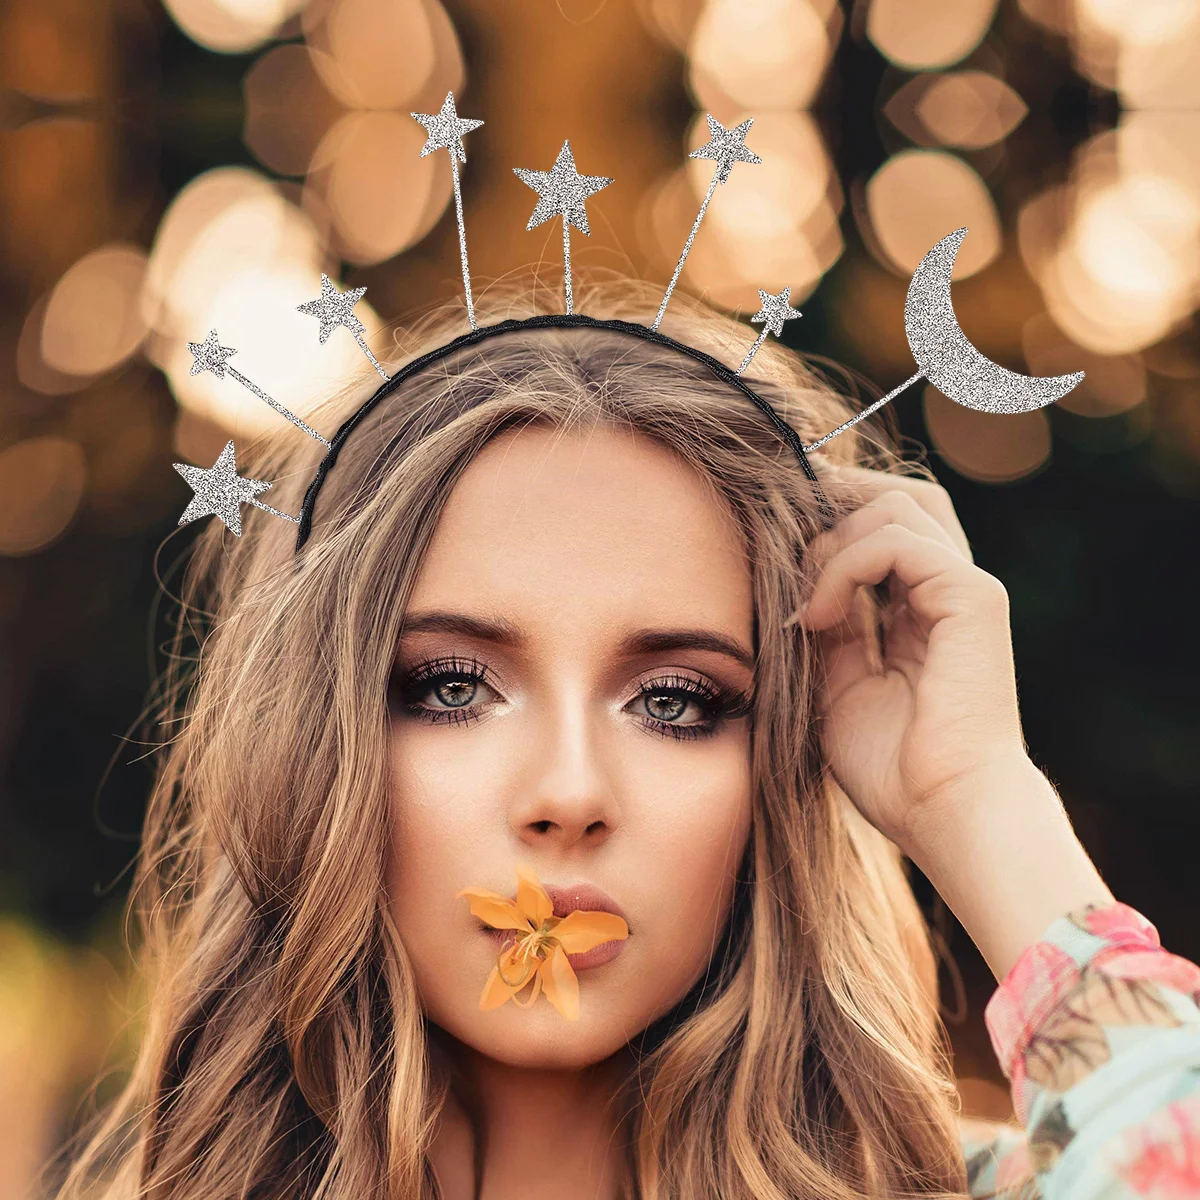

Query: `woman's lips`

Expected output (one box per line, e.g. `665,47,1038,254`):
539,882,630,930
474,879,630,971
482,926,627,971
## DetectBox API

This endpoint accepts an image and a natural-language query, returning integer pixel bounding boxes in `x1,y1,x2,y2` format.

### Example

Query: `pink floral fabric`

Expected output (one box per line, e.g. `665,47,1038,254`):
959,901,1200,1198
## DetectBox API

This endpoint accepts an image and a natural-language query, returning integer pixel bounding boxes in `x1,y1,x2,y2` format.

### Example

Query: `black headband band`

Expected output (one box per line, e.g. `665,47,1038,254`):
295,312,834,552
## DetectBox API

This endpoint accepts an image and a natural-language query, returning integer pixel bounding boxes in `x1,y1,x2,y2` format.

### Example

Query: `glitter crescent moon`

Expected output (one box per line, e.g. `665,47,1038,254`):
904,227,1084,414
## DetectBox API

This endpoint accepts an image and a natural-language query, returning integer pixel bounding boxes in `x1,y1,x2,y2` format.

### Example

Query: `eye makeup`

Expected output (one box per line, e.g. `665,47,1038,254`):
389,655,752,741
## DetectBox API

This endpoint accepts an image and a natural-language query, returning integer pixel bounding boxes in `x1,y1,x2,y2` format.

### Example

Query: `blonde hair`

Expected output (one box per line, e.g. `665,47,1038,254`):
53,276,968,1199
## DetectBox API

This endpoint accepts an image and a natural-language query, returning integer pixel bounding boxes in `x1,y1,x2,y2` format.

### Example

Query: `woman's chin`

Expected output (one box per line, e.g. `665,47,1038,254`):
433,1007,632,1068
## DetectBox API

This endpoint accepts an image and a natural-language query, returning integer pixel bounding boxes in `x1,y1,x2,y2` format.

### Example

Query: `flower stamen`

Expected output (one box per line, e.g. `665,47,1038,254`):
456,863,630,1021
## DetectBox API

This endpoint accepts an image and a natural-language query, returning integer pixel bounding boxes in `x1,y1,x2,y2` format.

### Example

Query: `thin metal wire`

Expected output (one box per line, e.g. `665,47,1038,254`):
651,170,719,332
228,367,332,448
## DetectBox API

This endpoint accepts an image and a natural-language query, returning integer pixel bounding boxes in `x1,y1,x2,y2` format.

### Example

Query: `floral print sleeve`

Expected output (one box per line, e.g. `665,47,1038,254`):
958,900,1200,1199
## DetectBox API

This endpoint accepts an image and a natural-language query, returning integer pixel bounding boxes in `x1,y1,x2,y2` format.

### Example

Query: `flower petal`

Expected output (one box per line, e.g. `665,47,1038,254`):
479,964,515,1010
551,910,629,953
456,887,531,932
511,970,544,1008
513,862,554,926
540,946,580,1021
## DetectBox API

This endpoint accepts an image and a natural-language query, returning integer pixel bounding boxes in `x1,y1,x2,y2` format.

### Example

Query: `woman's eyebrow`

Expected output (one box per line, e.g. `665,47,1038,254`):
400,610,524,646
620,628,755,671
399,610,755,670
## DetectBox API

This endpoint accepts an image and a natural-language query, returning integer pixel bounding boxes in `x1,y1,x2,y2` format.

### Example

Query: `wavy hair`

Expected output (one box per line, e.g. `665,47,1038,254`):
52,275,969,1199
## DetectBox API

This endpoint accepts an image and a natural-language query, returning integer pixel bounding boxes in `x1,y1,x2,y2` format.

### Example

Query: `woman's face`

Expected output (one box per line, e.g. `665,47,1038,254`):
386,423,755,1068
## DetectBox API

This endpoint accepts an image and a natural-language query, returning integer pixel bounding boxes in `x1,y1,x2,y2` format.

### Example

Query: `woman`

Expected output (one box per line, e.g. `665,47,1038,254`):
54,281,1200,1199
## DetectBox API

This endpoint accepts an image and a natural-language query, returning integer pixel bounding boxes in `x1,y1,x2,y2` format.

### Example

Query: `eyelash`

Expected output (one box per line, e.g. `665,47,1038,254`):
390,655,751,741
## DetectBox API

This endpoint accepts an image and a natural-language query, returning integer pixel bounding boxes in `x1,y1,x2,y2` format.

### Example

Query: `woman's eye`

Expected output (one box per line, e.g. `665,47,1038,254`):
393,660,748,740
638,690,699,724
627,675,739,742
426,677,486,709
393,658,499,727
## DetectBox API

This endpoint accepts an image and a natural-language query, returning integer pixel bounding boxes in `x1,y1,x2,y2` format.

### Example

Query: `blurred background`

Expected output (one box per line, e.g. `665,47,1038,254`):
2,0,1199,1192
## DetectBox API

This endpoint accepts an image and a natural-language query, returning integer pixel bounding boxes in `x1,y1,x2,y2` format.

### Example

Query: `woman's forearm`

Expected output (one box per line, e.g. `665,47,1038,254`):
899,755,1116,982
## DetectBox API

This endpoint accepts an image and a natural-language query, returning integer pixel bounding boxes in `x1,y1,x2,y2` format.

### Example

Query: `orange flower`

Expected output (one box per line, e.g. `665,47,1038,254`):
456,863,629,1021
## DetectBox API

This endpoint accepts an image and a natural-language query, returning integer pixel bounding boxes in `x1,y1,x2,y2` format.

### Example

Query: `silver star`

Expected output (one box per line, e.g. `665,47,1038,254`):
513,141,614,235
689,115,762,184
173,440,273,537
188,329,237,378
297,274,368,344
751,286,803,337
411,91,484,164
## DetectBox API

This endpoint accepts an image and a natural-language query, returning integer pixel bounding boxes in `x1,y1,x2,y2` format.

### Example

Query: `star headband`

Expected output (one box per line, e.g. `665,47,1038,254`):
173,93,1086,549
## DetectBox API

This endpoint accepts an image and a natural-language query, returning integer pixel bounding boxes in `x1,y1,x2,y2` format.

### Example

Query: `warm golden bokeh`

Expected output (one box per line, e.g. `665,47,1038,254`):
1021,313,1147,418
310,110,451,265
4,4,1200,1196
866,150,1000,279
867,0,1000,70
39,245,149,381
0,919,134,1200
1019,125,1200,358
161,0,305,54
688,0,837,112
885,71,1028,150
0,437,87,557
922,384,1053,483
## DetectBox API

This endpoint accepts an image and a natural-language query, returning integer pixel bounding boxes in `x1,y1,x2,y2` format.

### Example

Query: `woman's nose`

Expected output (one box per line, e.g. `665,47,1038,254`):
509,692,619,849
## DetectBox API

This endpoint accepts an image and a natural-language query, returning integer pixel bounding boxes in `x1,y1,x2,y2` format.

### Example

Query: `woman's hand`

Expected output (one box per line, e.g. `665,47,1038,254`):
795,460,1115,982
795,460,1031,853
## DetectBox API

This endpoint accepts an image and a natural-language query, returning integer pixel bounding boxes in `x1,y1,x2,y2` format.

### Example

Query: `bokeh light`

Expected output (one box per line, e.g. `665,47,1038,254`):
162,0,307,54
867,0,999,71
697,111,832,238
159,261,380,436
16,294,95,396
142,166,287,330
303,0,462,111
0,920,133,1200
642,163,842,312
639,108,843,311
1075,0,1196,47
1022,312,1147,417
243,43,344,178
308,110,451,266
865,150,1000,278
922,384,1053,482
1021,131,1200,356
5,5,1200,1198
1119,32,1200,113
885,71,1028,150
38,244,149,381
688,0,835,112
0,436,87,556
140,165,381,433
636,0,707,50
1075,174,1198,294
1064,0,1200,103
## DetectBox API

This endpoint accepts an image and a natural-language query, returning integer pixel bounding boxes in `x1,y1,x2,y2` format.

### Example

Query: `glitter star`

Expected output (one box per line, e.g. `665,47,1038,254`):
187,329,237,378
689,115,762,184
751,286,803,337
513,141,614,235
297,274,368,344
411,91,484,164
173,440,273,537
